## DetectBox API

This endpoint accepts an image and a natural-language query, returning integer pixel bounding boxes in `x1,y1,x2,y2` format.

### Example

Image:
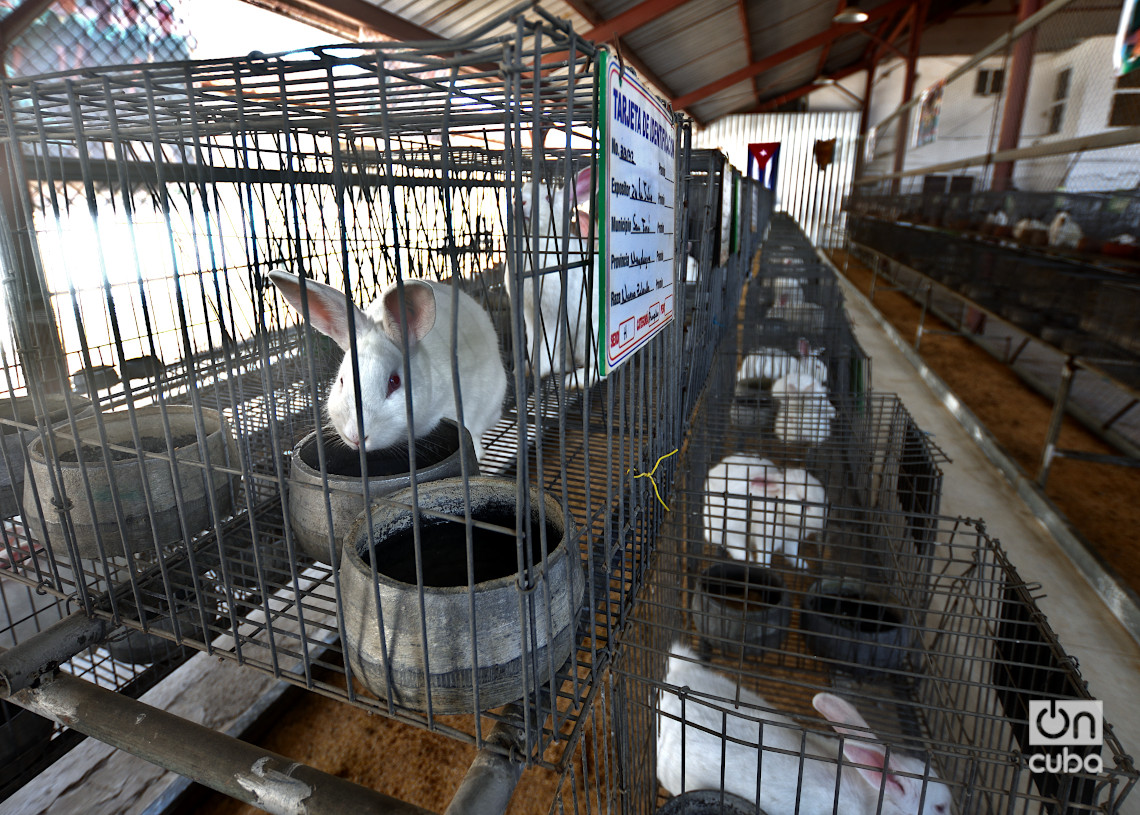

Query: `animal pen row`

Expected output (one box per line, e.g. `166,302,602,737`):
0,11,1133,815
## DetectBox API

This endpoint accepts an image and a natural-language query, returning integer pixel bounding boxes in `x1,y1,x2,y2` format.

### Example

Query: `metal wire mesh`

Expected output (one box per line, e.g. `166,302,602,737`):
0,10,771,788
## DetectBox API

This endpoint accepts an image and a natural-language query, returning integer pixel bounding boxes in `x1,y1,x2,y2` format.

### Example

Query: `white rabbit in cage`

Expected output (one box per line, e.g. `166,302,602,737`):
1047,211,1083,249
703,454,827,570
656,642,953,815
509,166,599,390
269,271,507,461
765,276,806,305
765,291,825,334
772,370,835,445
738,340,827,385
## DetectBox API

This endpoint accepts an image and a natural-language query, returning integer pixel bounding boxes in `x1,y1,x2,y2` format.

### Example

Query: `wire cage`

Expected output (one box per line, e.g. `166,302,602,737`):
0,8,775,790
606,505,1137,815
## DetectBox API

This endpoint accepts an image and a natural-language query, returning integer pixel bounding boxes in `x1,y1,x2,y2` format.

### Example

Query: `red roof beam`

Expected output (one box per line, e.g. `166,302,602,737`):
673,0,914,111
583,0,696,43
747,61,868,113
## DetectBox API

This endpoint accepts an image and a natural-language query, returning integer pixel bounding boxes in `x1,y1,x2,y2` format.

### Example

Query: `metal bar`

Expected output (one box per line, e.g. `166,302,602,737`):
890,2,923,194
825,256,1140,645
444,705,526,815
915,282,933,352
748,62,866,113
0,613,108,697
5,669,436,815
0,0,55,48
1103,399,1138,433
1053,449,1140,469
855,121,1140,183
870,0,1077,134
1008,336,1030,365
583,0,694,43
991,0,1041,191
1035,356,1076,487
672,0,914,110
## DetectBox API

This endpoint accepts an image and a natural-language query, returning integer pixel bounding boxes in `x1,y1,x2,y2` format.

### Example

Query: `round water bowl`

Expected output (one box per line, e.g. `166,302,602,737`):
0,395,90,519
730,381,776,428
340,477,584,714
106,587,218,665
287,419,478,564
23,405,236,559
656,790,766,815
800,578,912,676
693,563,790,660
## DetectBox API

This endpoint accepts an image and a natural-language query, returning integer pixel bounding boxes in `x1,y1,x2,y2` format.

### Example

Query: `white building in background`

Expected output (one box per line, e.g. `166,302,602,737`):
809,35,1139,193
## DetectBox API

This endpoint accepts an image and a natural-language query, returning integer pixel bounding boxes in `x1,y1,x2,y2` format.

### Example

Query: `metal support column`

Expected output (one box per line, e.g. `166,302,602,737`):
1036,355,1076,487
991,0,1041,191
890,3,926,195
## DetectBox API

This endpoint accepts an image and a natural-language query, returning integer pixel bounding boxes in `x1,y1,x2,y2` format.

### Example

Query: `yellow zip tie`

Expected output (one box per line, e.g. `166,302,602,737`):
632,448,678,512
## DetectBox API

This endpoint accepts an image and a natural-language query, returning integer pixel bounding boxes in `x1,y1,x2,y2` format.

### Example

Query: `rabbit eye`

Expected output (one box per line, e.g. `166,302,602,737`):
386,372,401,397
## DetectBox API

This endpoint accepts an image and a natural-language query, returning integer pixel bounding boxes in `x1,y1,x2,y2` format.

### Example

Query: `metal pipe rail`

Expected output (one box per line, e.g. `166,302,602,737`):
846,238,1140,468
3,668,436,815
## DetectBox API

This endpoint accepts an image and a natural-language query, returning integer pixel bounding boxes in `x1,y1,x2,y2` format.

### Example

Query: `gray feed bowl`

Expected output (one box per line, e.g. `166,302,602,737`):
340,477,584,714
693,563,791,660
287,419,477,564
800,578,912,676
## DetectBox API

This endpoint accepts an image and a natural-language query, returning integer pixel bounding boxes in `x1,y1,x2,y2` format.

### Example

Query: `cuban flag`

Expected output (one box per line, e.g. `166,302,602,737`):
747,142,780,191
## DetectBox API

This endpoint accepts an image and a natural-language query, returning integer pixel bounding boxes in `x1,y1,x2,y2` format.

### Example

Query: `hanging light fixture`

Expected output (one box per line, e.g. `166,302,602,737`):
834,3,869,24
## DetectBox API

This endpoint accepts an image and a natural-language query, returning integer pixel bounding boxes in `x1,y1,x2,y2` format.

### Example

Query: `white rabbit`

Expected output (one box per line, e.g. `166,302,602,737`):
685,255,700,284
269,270,507,461
773,371,835,445
507,167,598,390
982,209,1008,227
656,642,953,815
703,454,827,570
738,340,827,385
765,297,825,334
765,277,806,306
1012,218,1048,242
1047,211,1083,249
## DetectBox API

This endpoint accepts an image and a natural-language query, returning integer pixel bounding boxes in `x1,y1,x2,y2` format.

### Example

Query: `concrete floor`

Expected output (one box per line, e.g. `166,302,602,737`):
834,269,1140,811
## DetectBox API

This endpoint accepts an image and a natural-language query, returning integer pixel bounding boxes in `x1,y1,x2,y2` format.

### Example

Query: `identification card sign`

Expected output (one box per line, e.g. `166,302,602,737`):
597,48,678,377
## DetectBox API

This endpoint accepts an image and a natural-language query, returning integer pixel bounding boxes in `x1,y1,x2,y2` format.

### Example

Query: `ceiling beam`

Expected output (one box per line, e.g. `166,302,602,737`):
242,0,441,42
745,61,868,114
816,0,848,77
736,0,759,106
0,0,56,48
673,0,914,111
583,0,696,43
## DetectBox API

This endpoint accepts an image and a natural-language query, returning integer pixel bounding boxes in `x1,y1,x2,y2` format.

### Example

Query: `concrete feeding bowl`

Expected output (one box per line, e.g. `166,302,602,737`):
23,405,236,559
800,578,912,676
0,395,89,519
287,419,477,565
693,563,791,660
340,477,584,714
656,790,768,815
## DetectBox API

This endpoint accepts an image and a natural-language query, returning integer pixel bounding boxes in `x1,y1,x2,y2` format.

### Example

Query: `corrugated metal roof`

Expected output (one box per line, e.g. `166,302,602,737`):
298,0,995,124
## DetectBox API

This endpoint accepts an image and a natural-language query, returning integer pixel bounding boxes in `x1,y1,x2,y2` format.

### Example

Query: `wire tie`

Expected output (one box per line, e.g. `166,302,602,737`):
630,448,678,511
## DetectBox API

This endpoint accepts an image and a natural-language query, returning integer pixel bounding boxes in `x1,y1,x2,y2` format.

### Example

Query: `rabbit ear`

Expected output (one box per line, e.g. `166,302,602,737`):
812,692,872,737
269,269,365,351
813,693,918,803
381,281,437,347
573,166,593,208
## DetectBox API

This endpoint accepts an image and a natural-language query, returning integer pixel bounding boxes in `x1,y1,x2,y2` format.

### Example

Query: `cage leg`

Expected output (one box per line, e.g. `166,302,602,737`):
0,612,109,696
915,282,934,351
444,703,526,815
1036,356,1076,488
4,669,433,815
